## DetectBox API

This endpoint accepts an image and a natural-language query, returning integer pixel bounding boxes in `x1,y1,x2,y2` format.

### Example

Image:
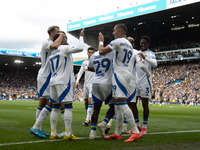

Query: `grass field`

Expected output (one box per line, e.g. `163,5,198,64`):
0,100,200,150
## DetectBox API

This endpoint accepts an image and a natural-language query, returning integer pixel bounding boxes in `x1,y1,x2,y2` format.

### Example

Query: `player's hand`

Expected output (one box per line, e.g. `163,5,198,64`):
75,82,79,88
138,53,145,59
99,32,104,42
80,29,84,37
58,32,65,37
75,73,78,79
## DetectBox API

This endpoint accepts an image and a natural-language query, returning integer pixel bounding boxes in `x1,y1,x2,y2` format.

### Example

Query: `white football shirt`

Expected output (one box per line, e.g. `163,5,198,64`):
76,59,95,87
128,49,142,83
88,51,114,84
136,49,157,84
49,37,84,86
108,37,133,73
37,39,53,78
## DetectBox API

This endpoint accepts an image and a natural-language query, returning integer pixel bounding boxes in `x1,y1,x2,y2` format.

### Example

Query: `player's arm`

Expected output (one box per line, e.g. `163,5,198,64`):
99,32,112,55
65,29,85,53
145,54,157,68
75,62,84,87
136,53,151,78
138,52,157,68
137,59,151,78
50,32,65,50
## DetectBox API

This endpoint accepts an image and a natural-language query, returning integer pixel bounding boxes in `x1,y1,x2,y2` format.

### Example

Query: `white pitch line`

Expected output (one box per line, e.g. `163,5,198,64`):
1,130,200,146
151,114,200,119
0,139,63,147
147,130,200,135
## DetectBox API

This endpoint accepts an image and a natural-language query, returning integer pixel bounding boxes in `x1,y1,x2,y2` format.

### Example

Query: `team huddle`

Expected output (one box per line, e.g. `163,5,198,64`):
30,23,157,143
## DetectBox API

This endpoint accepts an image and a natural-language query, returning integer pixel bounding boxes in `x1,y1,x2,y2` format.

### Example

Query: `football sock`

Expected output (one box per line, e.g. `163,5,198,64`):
91,123,97,132
36,105,42,119
33,104,52,130
107,118,113,126
102,116,111,126
64,104,73,137
143,118,148,129
86,104,93,121
114,104,123,136
120,104,139,134
60,107,65,122
50,106,59,136
123,117,128,131
134,117,140,127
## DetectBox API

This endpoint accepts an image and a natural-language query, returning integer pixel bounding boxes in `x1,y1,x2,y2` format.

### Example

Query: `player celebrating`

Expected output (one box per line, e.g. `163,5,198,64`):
98,23,142,142
133,36,157,134
122,36,135,134
88,36,115,139
30,26,64,138
123,37,151,134
75,47,95,126
49,29,84,140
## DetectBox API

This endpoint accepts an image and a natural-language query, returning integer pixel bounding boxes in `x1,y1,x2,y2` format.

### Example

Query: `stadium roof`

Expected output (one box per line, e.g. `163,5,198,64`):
67,1,200,50
1,1,200,72
0,53,85,73
0,49,86,71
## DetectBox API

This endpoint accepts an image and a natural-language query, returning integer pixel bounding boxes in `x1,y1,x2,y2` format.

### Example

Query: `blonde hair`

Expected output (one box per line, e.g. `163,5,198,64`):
47,25,59,35
127,37,134,44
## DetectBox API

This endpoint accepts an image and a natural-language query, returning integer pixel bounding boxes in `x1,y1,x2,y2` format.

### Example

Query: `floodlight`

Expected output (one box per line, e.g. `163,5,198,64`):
14,60,24,63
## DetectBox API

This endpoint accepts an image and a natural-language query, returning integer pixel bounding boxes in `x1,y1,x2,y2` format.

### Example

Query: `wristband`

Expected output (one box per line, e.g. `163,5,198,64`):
99,41,104,46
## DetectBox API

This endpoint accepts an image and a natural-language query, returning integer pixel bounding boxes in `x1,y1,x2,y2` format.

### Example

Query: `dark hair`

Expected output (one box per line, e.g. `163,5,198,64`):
53,34,60,42
53,31,66,42
116,23,127,33
87,47,95,52
141,36,151,43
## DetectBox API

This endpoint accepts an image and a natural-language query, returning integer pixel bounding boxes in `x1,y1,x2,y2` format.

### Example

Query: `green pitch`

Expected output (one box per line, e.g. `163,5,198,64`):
0,100,200,150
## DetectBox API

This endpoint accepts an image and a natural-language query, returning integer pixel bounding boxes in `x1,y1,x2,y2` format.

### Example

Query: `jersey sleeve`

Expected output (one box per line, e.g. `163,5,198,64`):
145,52,157,68
135,51,151,76
108,39,119,51
63,36,84,54
41,40,52,51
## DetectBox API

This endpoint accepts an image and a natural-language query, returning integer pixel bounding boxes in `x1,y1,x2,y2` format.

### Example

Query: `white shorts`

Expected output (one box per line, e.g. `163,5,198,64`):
136,79,152,99
50,83,75,104
83,86,92,99
127,78,137,103
37,75,51,98
112,71,132,99
92,83,114,104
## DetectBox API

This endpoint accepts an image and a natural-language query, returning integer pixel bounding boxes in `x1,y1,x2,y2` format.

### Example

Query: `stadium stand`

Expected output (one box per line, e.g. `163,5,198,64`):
0,71,38,100
1,58,199,105
152,60,200,105
1,1,200,104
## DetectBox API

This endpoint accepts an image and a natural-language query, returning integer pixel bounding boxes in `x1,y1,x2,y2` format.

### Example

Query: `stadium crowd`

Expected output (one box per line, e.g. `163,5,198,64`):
74,80,84,101
152,61,200,105
0,61,200,105
0,71,38,100
0,71,84,101
0,26,199,104
1,60,199,105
